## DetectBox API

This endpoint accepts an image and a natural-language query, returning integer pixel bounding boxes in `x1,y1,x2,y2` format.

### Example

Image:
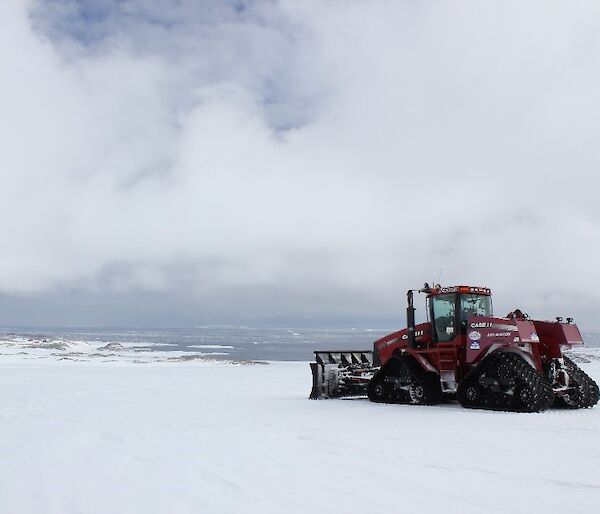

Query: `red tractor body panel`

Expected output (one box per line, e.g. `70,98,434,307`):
533,320,583,359
464,316,542,368
373,323,428,365
372,312,589,384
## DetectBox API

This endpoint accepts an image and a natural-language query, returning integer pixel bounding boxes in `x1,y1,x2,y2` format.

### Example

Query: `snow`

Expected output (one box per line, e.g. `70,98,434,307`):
1,340,599,514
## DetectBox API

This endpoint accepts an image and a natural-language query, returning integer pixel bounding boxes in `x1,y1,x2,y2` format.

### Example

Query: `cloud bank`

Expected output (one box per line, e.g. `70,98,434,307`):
1,0,600,325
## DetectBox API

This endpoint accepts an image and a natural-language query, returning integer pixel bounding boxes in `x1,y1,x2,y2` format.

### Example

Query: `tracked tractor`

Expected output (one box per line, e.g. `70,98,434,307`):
309,284,599,412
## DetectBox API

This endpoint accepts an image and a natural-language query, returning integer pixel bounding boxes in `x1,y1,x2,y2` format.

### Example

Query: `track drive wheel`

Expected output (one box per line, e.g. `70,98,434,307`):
457,381,481,408
367,371,392,403
403,357,442,405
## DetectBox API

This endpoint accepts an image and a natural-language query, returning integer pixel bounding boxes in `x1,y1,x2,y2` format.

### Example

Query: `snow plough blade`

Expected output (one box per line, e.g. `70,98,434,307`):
309,350,378,399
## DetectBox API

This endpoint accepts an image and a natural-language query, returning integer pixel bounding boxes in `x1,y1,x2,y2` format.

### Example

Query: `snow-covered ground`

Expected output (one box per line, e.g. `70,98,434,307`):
1,339,599,514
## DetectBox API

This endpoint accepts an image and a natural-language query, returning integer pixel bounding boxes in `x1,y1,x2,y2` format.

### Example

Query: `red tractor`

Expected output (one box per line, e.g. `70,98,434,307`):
309,284,599,412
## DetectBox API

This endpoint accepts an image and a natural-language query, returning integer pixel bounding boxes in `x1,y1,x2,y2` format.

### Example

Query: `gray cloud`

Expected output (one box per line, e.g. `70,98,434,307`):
1,0,599,327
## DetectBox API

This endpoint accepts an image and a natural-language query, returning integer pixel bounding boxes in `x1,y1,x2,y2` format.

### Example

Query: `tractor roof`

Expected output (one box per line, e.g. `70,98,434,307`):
428,285,491,296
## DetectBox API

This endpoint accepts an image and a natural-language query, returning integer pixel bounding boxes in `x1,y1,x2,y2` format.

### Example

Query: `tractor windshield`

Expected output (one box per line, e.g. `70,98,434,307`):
431,293,493,341
460,294,492,323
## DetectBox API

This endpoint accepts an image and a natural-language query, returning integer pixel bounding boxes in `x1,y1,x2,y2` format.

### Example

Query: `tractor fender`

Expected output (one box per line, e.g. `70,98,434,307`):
401,351,438,374
482,344,537,370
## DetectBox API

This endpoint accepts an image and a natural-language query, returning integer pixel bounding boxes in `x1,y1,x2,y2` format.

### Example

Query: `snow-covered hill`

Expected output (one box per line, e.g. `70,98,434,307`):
0,344,599,513
0,335,255,364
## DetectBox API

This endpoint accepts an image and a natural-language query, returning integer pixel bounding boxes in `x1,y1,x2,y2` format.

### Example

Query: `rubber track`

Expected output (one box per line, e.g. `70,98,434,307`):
403,357,442,405
368,357,410,403
367,355,441,405
455,352,498,408
554,355,600,409
457,352,554,413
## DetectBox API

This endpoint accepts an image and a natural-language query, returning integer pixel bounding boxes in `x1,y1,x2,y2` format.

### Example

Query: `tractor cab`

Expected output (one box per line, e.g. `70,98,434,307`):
426,286,492,343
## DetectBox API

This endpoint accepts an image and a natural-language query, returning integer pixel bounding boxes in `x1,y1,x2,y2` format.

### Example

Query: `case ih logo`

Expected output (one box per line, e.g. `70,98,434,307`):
401,330,424,340
471,321,518,331
471,322,492,328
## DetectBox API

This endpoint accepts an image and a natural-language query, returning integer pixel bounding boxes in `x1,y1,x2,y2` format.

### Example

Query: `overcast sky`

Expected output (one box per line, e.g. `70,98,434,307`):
1,0,600,328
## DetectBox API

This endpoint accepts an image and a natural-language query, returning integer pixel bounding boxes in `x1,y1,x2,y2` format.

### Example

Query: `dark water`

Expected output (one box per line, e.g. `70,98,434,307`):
1,326,598,361
0,326,392,361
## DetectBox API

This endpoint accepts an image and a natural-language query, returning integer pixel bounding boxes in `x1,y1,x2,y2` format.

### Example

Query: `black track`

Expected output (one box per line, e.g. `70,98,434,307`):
367,355,441,405
457,351,554,412
367,350,599,412
554,356,600,409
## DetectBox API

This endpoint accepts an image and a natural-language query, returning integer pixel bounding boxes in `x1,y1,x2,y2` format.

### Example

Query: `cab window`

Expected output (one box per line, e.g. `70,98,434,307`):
460,294,492,322
432,294,456,342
